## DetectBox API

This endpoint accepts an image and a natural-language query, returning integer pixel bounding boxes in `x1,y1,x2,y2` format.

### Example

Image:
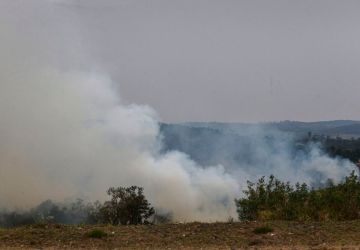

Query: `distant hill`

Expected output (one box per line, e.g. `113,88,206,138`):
159,120,360,168
269,120,360,137
322,123,360,136
160,123,251,168
177,120,360,138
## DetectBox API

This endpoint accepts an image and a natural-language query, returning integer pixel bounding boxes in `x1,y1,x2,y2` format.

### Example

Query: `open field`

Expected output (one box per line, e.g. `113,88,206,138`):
1,221,360,249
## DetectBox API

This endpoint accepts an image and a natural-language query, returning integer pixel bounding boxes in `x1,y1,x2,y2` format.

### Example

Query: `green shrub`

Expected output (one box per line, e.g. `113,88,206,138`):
87,229,107,238
253,226,274,234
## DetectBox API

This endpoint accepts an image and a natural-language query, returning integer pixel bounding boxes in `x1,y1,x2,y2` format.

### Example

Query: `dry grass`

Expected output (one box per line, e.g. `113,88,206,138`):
1,221,360,249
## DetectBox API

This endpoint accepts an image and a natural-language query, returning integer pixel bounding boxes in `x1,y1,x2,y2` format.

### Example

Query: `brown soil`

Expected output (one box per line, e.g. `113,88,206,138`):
1,221,360,249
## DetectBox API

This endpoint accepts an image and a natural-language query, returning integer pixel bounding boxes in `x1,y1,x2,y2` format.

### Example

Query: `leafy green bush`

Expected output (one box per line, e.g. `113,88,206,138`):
235,171,360,221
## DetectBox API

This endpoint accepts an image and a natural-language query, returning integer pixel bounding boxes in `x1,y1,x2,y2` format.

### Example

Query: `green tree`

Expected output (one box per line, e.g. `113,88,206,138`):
100,186,155,225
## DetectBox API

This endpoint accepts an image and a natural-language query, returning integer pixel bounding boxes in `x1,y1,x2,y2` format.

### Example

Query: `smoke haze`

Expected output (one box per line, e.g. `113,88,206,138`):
0,1,356,221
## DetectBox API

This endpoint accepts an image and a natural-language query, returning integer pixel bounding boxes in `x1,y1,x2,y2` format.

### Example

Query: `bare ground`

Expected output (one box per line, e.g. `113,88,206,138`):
1,220,360,249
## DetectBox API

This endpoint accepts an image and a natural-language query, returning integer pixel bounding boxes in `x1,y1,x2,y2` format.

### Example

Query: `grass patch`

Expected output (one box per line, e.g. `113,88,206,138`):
87,229,107,239
253,225,273,234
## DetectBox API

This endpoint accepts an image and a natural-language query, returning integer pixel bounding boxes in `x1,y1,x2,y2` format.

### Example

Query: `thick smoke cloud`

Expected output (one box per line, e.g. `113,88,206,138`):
0,67,240,220
0,1,356,221
0,65,240,220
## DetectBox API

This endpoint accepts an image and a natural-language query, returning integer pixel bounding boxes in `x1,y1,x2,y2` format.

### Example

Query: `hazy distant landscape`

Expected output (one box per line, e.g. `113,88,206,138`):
2,0,360,249
161,120,360,169
170,120,360,138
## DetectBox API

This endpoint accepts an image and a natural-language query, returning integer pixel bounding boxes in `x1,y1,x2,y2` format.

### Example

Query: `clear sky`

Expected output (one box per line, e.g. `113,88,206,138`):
2,0,360,122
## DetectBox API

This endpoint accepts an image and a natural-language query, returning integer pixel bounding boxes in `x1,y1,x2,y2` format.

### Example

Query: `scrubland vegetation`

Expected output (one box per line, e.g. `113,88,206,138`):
236,171,360,221
0,186,154,228
3,171,360,229
1,154,360,249
2,135,360,248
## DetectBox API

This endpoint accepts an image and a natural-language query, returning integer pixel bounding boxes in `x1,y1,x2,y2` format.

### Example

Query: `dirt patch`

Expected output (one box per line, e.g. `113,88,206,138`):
1,221,360,249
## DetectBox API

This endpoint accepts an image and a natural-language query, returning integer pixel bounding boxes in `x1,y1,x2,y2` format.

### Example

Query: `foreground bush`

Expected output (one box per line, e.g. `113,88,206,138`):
235,171,360,221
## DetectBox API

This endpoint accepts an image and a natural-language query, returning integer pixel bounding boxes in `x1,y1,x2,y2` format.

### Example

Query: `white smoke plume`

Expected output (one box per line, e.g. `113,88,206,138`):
0,1,356,221
0,67,239,221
